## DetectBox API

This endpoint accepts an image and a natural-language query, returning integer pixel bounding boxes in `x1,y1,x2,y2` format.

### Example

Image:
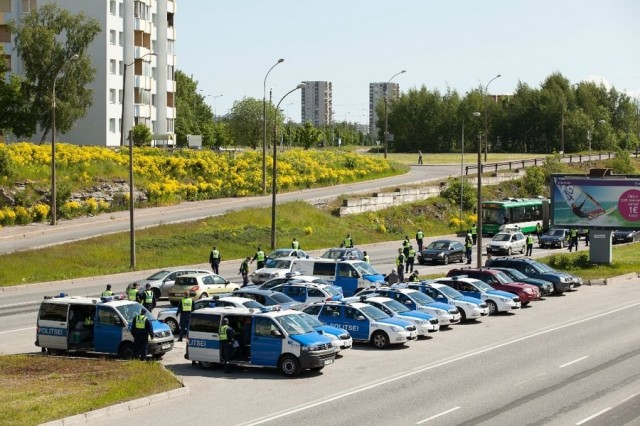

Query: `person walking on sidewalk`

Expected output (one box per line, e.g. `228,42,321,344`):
415,229,424,251
209,246,221,274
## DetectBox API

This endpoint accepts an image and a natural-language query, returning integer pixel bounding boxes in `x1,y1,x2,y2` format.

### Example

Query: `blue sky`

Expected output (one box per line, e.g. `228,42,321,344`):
176,0,640,124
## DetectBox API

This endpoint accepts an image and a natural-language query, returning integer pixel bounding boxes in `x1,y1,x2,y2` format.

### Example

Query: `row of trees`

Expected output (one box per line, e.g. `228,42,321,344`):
381,73,640,154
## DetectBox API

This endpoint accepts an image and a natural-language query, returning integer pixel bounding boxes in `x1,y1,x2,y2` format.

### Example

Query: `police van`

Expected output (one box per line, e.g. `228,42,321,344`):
36,294,174,359
303,300,417,349
186,306,337,377
290,258,385,296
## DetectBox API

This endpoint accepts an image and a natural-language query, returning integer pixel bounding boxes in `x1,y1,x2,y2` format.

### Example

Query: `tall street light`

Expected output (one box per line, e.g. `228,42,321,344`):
477,74,501,268
460,112,482,222
482,74,501,162
263,58,285,195
383,70,406,159
271,84,304,250
50,53,79,226
121,51,156,269
212,94,223,124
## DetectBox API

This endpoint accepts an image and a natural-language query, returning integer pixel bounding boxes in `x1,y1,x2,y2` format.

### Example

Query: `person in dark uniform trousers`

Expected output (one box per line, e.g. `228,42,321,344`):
219,318,236,373
251,247,266,269
141,283,156,312
132,309,153,361
176,291,193,342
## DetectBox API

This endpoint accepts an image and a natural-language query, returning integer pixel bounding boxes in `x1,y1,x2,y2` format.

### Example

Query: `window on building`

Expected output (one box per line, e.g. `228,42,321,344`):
109,0,116,15
110,30,116,45
167,65,174,81
167,119,174,133
109,59,116,75
167,40,174,54
109,118,116,133
109,89,116,104
119,31,123,46
119,90,123,104
119,61,123,76
119,1,123,18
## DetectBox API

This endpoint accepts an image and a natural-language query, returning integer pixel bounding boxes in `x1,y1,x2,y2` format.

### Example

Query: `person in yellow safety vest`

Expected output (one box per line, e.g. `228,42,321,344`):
408,270,420,282
132,309,153,361
470,224,478,245
535,222,543,240
363,251,370,263
526,233,534,256
291,238,300,250
141,283,156,312
102,284,113,297
209,246,221,274
127,283,139,301
465,232,473,265
568,228,578,252
402,236,411,249
176,291,193,342
415,229,425,251
406,246,416,274
250,247,266,269
395,248,405,282
343,234,354,248
219,318,236,373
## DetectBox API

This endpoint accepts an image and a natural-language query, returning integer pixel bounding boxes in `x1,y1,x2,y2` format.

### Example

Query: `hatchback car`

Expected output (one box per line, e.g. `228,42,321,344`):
265,248,308,267
612,229,640,244
405,282,489,322
446,268,541,305
485,257,581,294
485,231,526,256
168,273,240,306
434,276,521,315
232,288,305,311
250,257,297,284
353,295,439,336
321,247,364,261
133,268,211,299
539,228,570,249
271,282,343,305
486,267,554,296
417,240,466,265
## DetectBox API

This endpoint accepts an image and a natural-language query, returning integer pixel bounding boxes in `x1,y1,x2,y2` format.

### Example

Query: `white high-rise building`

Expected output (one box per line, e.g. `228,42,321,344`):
0,0,177,147
369,82,399,143
301,81,332,126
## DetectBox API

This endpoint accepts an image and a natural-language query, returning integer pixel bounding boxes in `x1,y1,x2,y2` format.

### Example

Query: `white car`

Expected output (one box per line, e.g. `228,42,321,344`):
355,296,439,336
435,277,521,315
250,257,297,284
132,268,211,299
486,231,526,256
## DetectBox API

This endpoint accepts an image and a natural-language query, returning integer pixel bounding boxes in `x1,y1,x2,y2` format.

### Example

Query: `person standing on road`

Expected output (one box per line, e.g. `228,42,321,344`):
251,247,266,269
396,248,405,282
219,318,235,373
362,251,370,263
536,222,543,241
415,229,424,251
141,284,156,312
343,234,354,248
465,232,473,265
418,150,423,165
568,228,578,252
470,224,478,245
127,283,139,301
406,245,416,274
291,238,300,250
102,284,113,297
239,257,251,287
209,246,221,274
526,233,534,256
585,229,590,246
176,291,193,342
132,308,153,361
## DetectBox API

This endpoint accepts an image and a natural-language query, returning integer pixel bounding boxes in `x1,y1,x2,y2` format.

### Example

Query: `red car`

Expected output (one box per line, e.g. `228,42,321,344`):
446,268,541,305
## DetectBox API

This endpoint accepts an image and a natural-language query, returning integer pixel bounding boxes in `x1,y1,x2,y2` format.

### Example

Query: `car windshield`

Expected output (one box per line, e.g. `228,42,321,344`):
323,286,342,297
267,250,289,259
241,300,265,309
116,303,154,322
146,270,171,280
501,268,527,280
406,290,436,304
270,293,296,304
470,280,494,291
437,285,464,299
492,271,513,284
548,230,565,237
275,313,316,335
321,250,343,259
532,261,554,272
427,241,449,250
352,261,379,275
492,234,511,242
360,305,391,321
297,312,323,328
381,299,411,313
271,259,292,269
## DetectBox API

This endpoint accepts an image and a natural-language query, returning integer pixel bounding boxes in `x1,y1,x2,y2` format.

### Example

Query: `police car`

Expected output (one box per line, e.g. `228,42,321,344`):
347,295,439,336
36,294,174,359
435,276,521,315
296,312,353,352
359,287,461,327
303,300,417,349
404,283,490,322
187,306,336,377
270,282,343,305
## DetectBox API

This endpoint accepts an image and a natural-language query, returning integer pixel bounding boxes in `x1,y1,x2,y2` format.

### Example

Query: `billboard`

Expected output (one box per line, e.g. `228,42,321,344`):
551,175,640,229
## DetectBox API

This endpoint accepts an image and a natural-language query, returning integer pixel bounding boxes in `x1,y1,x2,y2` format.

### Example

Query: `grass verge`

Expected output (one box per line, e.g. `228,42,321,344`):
0,355,182,426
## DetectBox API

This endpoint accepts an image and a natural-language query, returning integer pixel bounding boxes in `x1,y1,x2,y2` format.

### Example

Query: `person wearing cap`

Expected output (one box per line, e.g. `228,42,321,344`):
141,283,156,312
384,268,400,285
395,248,405,282
408,270,420,282
209,245,221,274
132,308,153,361
219,317,236,373
127,283,139,301
101,284,113,297
239,257,251,287
176,291,193,342
250,247,266,269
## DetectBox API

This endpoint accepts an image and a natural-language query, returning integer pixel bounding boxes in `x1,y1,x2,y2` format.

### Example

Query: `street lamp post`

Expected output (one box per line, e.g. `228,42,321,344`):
50,53,79,226
212,94,223,124
271,84,304,250
263,58,285,195
482,74,501,162
383,70,406,159
477,74,501,268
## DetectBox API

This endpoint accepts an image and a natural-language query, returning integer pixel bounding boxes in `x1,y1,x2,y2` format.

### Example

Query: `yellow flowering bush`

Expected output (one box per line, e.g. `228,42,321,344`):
1,207,16,225
60,201,82,219
14,205,31,225
32,203,50,222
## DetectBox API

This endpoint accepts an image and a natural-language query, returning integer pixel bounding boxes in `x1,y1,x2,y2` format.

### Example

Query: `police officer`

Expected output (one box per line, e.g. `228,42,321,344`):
132,308,153,361
408,270,420,282
536,222,543,240
219,318,236,373
415,229,425,251
396,248,405,282
239,256,251,287
209,246,221,274
291,238,300,250
568,228,578,252
470,224,478,245
176,291,192,342
127,283,139,301
251,247,266,269
406,245,416,274
101,284,113,297
465,232,473,265
526,233,534,256
362,251,370,263
402,236,411,251
141,283,156,312
343,234,354,248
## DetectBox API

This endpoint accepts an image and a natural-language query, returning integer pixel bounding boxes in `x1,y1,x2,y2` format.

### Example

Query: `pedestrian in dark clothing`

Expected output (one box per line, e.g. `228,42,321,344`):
176,291,193,342
418,150,423,165
395,248,405,282
585,230,590,246
415,229,424,251
141,283,156,312
465,232,473,264
239,257,251,287
250,247,266,269
219,318,236,373
132,309,153,361
209,246,221,274
343,234,354,248
406,245,415,274
239,317,252,360
525,233,534,256
384,269,400,285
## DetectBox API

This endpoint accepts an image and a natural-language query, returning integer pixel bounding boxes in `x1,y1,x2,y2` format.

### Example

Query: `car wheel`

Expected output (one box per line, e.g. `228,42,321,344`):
118,342,135,360
152,354,164,360
371,331,390,349
459,309,467,322
199,361,217,370
199,293,208,299
152,288,161,300
279,354,301,377
487,300,498,315
520,245,525,254
443,255,449,265
165,318,179,335
521,301,529,307
418,259,425,265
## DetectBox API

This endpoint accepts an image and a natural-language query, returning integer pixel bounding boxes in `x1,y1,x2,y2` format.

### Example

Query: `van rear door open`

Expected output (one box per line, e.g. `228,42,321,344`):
37,302,69,350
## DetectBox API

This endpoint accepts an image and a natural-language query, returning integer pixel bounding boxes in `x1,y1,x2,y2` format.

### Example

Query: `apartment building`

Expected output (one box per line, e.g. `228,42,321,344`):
301,81,332,127
369,82,399,143
0,0,176,147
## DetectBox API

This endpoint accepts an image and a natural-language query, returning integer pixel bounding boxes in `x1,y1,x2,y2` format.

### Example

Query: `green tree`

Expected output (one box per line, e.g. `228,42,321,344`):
9,3,100,140
229,97,283,149
441,178,476,210
174,70,216,147
298,121,323,149
131,124,152,147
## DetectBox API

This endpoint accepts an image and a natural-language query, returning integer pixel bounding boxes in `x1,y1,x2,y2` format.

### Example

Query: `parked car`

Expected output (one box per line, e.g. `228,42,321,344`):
417,240,466,265
271,282,343,305
295,312,353,352
168,273,241,306
351,295,439,336
434,276,521,315
446,268,541,305
265,248,308,267
321,247,365,261
232,288,305,311
404,282,490,322
539,228,570,249
258,274,333,290
612,229,640,244
485,257,581,294
485,231,526,255
250,257,297,284
486,267,555,296
132,268,211,299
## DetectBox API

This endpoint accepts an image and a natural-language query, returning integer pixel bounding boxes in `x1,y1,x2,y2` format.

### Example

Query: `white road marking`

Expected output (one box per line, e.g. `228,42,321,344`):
416,407,460,424
619,391,640,404
0,327,33,335
575,407,612,425
559,355,590,368
242,300,640,426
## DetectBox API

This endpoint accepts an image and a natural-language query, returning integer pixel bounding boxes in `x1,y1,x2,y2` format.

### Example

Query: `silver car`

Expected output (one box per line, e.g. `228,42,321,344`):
133,268,211,299
486,231,526,255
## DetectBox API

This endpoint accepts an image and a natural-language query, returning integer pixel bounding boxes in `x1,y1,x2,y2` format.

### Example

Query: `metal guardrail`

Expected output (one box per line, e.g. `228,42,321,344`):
464,151,615,175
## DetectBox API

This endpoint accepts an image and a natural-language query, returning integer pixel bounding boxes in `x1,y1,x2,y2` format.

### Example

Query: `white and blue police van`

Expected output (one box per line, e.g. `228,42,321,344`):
290,258,384,297
404,282,490,322
36,294,174,359
303,300,418,349
186,306,337,377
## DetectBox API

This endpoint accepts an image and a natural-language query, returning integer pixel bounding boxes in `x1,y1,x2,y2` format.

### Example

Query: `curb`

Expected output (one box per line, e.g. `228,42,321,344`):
585,272,639,286
40,386,190,426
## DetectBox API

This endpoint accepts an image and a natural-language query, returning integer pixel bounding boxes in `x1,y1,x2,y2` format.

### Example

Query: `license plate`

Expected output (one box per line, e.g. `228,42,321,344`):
161,343,171,350
324,359,334,365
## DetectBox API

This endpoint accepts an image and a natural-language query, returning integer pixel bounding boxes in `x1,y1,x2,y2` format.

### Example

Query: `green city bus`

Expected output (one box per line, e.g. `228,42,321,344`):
482,198,550,235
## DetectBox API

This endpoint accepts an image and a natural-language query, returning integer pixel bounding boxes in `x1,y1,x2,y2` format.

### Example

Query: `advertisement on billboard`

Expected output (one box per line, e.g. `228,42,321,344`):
551,175,640,229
